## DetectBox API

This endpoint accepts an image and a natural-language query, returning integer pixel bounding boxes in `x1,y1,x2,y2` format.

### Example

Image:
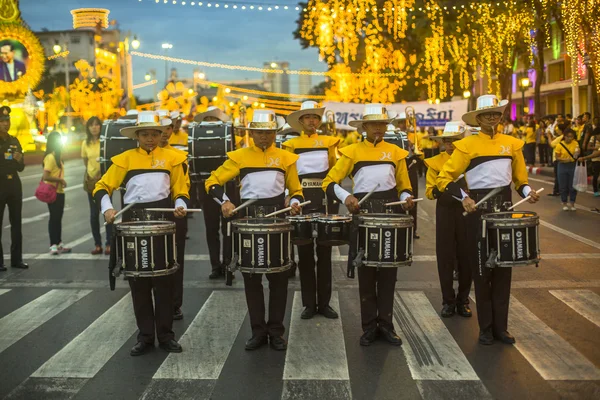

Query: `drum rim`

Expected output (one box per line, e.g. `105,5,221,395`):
116,220,176,235
492,257,541,267
122,264,179,277
362,259,412,267
287,215,317,221
482,211,538,220
237,262,292,274
317,215,352,223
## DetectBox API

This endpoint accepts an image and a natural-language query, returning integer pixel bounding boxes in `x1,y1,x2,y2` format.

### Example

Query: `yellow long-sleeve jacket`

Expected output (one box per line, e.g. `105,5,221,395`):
424,152,450,200
436,132,531,199
93,146,190,213
162,143,191,189
168,129,189,153
282,133,340,179
322,139,413,203
205,143,304,205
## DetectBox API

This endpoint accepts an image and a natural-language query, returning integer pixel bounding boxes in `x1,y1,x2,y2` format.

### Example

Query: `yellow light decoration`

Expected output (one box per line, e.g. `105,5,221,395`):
47,50,70,60
133,80,158,90
70,8,110,30
0,23,45,95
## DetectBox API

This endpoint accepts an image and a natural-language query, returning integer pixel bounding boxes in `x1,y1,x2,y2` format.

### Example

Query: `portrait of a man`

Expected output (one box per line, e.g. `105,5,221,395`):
0,41,27,82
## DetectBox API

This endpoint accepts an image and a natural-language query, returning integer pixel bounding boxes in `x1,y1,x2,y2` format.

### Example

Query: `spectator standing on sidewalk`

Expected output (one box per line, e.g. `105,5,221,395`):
554,129,580,211
547,124,564,197
43,132,71,255
581,133,600,197
81,116,111,255
537,120,551,167
524,120,537,166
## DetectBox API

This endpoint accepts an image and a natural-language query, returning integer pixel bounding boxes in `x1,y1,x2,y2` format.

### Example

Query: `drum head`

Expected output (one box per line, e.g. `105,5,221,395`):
358,213,414,228
116,221,176,236
317,214,352,223
482,212,539,228
232,217,292,233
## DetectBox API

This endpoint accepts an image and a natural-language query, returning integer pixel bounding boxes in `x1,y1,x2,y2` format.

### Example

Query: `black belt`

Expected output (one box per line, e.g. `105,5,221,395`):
469,186,512,213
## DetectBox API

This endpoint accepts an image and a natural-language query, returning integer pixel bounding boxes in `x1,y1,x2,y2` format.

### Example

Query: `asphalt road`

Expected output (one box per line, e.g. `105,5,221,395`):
0,159,599,400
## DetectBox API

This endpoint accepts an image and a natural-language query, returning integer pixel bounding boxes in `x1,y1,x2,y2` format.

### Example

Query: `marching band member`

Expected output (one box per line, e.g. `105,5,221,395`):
95,111,189,356
436,95,539,346
424,121,472,319
168,111,189,153
158,115,191,320
205,109,304,351
323,104,414,346
283,101,341,320
194,107,234,279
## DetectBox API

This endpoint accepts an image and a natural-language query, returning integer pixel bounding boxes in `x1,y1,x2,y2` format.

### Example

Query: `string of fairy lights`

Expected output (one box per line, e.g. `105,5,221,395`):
139,0,301,11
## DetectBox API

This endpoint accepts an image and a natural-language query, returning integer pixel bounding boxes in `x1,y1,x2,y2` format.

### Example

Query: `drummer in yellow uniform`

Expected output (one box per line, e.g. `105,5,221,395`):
168,111,189,153
323,104,415,347
205,109,304,352
95,111,189,356
436,95,539,346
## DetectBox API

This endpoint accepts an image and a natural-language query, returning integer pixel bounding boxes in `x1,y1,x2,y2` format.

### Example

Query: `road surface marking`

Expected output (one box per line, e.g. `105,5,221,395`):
0,289,10,296
32,294,135,378
549,289,600,328
4,207,72,229
0,289,91,354
282,291,351,400
528,176,594,195
539,220,600,250
153,290,247,380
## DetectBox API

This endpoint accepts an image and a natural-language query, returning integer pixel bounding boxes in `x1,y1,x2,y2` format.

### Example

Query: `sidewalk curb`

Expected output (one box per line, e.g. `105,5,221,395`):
527,166,554,178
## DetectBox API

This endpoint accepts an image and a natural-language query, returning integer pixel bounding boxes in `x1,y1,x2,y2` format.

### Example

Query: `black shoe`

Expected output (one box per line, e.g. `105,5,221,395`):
379,326,402,346
130,341,153,356
11,262,28,269
456,304,472,318
494,330,516,344
0,265,7,272
441,304,455,318
413,233,420,239
173,308,183,320
359,328,379,346
209,269,224,279
478,329,494,345
159,339,183,353
301,306,317,320
269,336,287,351
245,335,268,350
547,193,560,197
318,305,339,319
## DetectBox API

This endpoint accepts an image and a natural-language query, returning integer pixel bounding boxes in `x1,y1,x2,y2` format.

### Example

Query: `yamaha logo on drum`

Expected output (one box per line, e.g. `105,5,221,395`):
384,230,392,259
140,239,149,269
257,237,265,266
515,231,524,259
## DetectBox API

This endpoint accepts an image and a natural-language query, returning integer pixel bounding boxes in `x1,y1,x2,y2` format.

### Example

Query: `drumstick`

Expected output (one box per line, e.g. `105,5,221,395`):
104,201,137,226
384,198,423,206
507,188,544,210
231,198,258,214
264,201,312,217
462,187,503,216
357,183,380,206
145,208,203,212
408,159,417,169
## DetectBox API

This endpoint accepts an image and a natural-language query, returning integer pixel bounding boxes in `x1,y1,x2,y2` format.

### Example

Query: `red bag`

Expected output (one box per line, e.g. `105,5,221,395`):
35,179,57,204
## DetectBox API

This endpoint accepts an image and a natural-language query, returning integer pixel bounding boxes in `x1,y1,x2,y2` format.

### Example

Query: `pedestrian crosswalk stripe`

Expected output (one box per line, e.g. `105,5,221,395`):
549,289,600,329
0,289,10,296
32,294,136,378
282,291,351,399
152,290,247,380
506,295,600,381
0,289,91,354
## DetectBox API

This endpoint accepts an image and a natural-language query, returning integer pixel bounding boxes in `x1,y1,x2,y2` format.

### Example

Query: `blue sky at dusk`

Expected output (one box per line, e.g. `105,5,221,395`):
21,0,326,99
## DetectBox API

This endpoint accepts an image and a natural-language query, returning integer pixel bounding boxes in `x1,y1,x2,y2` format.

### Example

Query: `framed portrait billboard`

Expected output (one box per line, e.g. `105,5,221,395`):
0,23,44,95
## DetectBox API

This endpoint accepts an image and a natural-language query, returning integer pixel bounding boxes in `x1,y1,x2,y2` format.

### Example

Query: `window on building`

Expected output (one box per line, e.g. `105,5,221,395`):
557,99,566,115
548,61,566,83
71,36,81,44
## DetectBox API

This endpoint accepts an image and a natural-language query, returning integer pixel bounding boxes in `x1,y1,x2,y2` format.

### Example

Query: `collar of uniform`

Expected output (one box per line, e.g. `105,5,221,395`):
362,139,383,148
301,131,318,138
251,143,276,153
136,146,161,156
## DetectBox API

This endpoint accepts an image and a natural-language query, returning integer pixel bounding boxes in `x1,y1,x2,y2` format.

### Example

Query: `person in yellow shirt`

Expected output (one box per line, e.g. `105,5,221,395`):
323,104,415,347
424,121,472,319
168,111,189,152
95,111,189,356
81,116,112,255
283,101,340,320
554,128,580,210
43,132,71,256
524,120,537,166
205,109,303,352
436,95,539,346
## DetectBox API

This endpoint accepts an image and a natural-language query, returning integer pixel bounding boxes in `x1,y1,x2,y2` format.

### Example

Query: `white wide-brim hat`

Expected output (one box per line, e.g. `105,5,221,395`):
348,103,396,132
247,109,285,131
194,106,230,123
462,95,509,127
278,123,300,137
286,101,325,133
120,111,172,139
431,120,466,141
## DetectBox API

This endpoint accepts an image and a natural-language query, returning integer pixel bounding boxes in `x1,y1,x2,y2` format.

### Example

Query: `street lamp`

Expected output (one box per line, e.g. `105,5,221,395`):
145,73,151,81
131,36,140,50
519,77,530,117
161,43,173,85
463,90,471,99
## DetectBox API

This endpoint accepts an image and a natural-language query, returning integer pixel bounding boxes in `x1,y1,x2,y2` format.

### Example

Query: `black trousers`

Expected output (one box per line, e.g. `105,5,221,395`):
358,267,397,331
129,275,175,344
242,271,288,337
552,160,560,194
297,241,332,309
408,167,419,233
465,208,512,333
87,192,112,247
435,203,472,305
173,217,187,310
200,184,232,271
0,179,23,265
47,193,65,246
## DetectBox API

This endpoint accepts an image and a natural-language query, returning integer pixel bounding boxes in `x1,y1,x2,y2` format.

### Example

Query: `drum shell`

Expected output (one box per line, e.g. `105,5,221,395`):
188,123,233,179
317,215,352,246
115,221,178,277
482,212,540,267
357,214,414,267
100,120,139,175
287,215,317,245
232,218,292,273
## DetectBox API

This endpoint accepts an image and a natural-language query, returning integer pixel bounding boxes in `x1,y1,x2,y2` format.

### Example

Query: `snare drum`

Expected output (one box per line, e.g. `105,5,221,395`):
317,215,352,246
100,119,139,175
287,214,318,245
231,217,293,274
357,213,414,267
188,122,233,180
115,221,178,278
482,212,540,267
